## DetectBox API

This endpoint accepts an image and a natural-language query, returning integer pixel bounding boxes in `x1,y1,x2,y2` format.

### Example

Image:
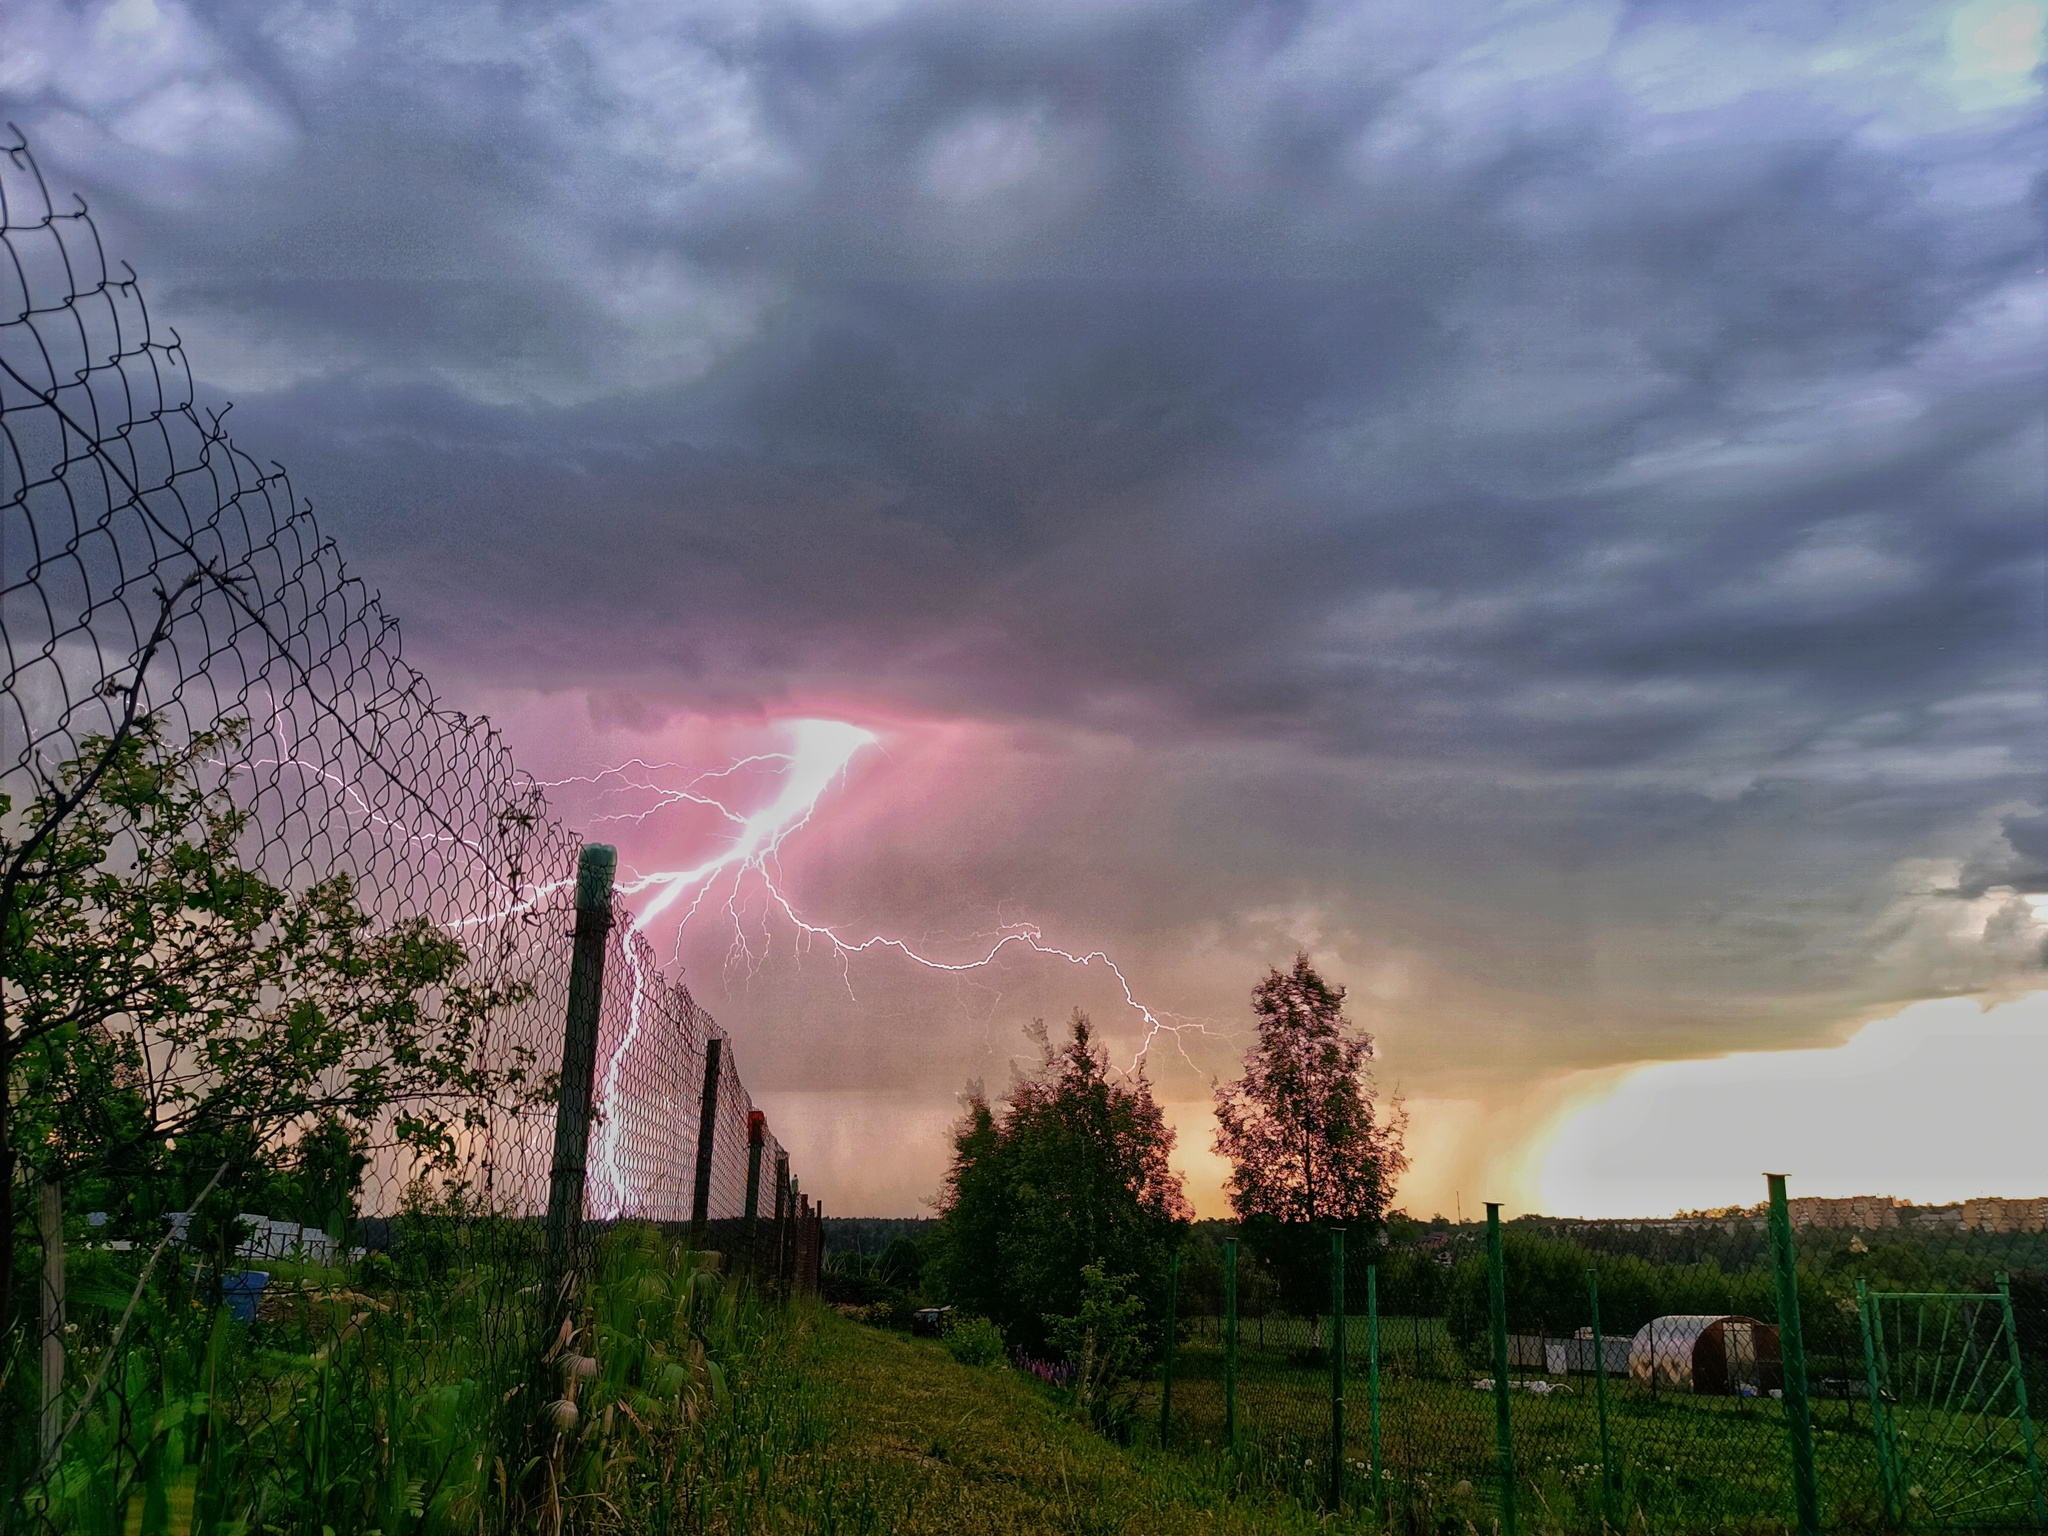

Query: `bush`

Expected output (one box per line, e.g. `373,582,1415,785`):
943,1314,1007,1368
928,1013,1189,1355
821,1251,902,1309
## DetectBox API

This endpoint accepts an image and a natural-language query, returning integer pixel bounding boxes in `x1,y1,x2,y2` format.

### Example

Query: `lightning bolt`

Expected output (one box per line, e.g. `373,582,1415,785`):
544,719,1213,1090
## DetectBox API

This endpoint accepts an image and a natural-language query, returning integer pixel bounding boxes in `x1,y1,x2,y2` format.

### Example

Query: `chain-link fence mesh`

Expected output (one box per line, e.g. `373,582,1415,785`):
3,134,815,1531
1154,1198,2048,1532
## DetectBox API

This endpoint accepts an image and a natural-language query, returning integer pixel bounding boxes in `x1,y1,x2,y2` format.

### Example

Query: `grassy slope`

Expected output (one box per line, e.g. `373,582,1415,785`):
773,1312,1349,1536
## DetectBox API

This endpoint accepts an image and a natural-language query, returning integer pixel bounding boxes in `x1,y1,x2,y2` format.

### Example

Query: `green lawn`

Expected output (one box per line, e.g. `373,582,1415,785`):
743,1311,1375,1535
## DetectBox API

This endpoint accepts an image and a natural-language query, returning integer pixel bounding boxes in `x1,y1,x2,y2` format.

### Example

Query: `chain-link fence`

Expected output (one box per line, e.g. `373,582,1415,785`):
3,133,819,1531
1153,1185,2048,1533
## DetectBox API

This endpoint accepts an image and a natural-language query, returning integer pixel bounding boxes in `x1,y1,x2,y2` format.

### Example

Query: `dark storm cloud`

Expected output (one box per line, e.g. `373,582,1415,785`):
8,0,2043,782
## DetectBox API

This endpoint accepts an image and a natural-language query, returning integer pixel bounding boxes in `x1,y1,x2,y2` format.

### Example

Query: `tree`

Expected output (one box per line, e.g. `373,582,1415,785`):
1212,953,1407,1311
2,715,539,1338
930,1012,1191,1355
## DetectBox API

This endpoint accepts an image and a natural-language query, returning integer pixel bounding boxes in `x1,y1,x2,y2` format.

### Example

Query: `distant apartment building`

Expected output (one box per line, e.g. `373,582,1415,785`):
1961,1197,2048,1233
1554,1196,2043,1234
1785,1195,1900,1231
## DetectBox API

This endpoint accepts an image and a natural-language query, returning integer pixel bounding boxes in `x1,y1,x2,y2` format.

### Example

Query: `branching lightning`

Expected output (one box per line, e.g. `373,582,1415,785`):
543,718,1210,1074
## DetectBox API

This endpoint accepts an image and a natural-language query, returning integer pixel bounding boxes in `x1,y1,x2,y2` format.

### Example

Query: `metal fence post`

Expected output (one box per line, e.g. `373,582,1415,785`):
546,845,616,1271
1996,1273,2048,1529
38,1174,65,1463
1589,1268,1617,1530
1330,1226,1347,1510
1487,1203,1519,1536
689,1036,723,1245
1224,1236,1239,1451
1766,1174,1823,1536
1159,1246,1181,1446
1855,1279,1901,1522
1368,1262,1382,1520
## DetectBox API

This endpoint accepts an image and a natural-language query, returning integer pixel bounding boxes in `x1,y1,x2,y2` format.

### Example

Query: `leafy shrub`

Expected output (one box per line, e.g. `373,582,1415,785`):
1045,1265,1148,1440
943,1314,1006,1367
821,1250,896,1307
879,1235,925,1290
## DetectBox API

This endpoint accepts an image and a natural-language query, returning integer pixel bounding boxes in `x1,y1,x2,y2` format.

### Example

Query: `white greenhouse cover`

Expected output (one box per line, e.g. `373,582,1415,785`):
1630,1315,1725,1391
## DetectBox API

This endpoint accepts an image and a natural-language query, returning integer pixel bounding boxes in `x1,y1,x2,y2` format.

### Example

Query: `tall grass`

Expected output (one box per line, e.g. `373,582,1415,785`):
14,1223,809,1536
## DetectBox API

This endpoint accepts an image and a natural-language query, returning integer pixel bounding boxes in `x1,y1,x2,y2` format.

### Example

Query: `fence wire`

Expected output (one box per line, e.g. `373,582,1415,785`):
1154,1202,2048,1533
2,134,812,1531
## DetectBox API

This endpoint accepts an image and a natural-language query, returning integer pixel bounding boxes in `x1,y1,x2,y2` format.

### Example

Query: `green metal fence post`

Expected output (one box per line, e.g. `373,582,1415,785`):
1589,1269,1617,1531
1855,1279,1902,1522
1766,1174,1823,1536
1330,1226,1347,1511
1159,1245,1181,1447
1368,1263,1383,1521
1487,1203,1519,1536
1224,1236,1239,1451
1997,1273,2048,1529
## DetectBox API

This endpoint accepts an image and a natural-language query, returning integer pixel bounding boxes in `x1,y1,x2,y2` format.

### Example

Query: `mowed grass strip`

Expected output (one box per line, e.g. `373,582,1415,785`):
781,1311,1351,1536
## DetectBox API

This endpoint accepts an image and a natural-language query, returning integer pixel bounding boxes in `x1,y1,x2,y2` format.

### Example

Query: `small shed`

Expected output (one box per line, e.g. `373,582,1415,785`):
1628,1315,1782,1395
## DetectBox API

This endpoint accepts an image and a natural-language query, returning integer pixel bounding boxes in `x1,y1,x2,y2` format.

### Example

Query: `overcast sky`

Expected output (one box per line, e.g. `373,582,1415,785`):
7,0,2044,1216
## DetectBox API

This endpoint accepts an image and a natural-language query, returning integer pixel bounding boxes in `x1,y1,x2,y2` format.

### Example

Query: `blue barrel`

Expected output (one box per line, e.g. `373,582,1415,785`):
220,1270,270,1322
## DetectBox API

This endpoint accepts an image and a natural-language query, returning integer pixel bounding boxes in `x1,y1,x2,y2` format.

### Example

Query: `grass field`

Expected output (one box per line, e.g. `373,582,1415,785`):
755,1311,2046,1536
23,1249,2036,1535
1148,1316,2048,1535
